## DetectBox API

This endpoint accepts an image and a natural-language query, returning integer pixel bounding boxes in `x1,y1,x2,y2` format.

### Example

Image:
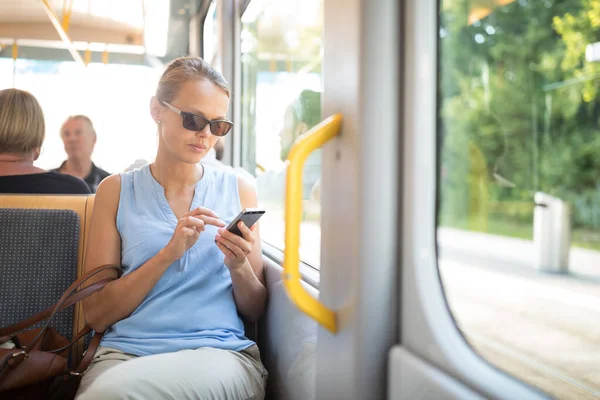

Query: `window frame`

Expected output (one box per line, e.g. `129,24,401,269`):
261,242,320,288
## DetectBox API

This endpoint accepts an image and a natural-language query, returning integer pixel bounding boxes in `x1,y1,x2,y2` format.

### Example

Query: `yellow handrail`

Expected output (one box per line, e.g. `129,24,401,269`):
283,113,342,334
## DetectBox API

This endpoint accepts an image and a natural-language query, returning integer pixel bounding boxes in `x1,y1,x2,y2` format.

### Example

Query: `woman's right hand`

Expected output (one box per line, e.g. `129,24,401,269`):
161,207,226,262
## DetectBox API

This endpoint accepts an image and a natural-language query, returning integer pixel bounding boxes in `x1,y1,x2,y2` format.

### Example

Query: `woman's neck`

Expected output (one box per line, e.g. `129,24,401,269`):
0,152,44,176
151,150,203,191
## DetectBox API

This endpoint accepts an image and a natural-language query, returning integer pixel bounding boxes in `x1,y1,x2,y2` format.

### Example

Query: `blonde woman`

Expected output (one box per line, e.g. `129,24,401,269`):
77,57,268,399
0,89,90,194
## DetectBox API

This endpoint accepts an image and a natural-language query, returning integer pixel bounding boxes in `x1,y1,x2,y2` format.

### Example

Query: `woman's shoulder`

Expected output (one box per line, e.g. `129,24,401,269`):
96,174,122,193
92,174,122,218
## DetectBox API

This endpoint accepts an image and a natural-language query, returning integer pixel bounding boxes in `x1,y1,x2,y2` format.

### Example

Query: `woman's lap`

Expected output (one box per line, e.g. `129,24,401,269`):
76,345,267,400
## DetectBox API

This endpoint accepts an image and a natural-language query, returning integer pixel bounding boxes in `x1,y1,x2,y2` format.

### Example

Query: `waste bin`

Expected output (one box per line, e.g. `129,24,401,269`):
533,192,571,273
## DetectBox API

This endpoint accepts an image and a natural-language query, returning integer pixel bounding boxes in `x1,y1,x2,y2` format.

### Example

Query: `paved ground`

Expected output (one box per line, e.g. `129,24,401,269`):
440,256,600,399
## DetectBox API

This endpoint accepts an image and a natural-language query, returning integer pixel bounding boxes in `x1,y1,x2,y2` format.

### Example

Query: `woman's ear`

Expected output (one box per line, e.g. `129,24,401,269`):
32,148,41,161
150,96,162,123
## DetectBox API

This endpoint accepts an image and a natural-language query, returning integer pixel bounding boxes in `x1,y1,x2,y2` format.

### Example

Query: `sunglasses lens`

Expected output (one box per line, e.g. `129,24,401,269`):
181,112,232,136
182,114,208,131
210,121,233,136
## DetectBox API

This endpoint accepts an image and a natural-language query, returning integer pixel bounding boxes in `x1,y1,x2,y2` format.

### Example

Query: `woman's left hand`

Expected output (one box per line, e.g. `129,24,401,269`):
215,222,256,271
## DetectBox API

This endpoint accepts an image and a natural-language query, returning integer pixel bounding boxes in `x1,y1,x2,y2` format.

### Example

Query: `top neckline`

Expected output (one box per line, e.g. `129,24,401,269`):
146,163,210,223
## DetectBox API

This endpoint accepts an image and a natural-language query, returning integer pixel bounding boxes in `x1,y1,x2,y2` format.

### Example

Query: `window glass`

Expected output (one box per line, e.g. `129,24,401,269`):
203,1,221,72
5,59,161,172
438,0,600,398
0,58,13,88
241,0,323,268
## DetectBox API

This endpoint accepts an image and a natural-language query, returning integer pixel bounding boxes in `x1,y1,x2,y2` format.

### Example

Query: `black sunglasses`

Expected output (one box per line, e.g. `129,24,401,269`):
162,101,233,136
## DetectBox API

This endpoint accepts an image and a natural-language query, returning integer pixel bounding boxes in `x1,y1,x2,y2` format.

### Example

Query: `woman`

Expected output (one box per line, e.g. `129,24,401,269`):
77,57,268,399
0,89,90,194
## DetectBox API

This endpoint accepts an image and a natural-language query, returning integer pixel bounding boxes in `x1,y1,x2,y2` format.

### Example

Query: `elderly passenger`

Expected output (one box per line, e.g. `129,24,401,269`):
53,115,110,193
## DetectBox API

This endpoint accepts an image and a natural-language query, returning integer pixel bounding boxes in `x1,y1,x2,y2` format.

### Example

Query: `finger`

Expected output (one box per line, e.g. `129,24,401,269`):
187,207,219,219
198,215,226,228
215,234,247,258
217,228,252,254
181,227,196,237
237,222,255,243
215,241,236,259
180,216,206,231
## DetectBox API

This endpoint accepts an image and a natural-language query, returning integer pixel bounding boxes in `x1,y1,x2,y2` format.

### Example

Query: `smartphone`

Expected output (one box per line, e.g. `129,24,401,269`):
225,208,266,237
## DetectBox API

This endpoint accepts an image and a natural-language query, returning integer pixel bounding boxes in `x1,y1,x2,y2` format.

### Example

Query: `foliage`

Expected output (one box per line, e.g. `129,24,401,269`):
440,0,600,240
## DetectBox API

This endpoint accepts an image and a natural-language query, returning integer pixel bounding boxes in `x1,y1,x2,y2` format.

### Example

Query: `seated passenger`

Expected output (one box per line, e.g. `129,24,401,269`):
0,89,90,194
77,56,268,400
53,115,110,193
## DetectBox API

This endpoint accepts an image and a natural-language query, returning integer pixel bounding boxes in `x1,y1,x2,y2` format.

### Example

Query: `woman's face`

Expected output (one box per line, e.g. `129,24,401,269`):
154,78,230,164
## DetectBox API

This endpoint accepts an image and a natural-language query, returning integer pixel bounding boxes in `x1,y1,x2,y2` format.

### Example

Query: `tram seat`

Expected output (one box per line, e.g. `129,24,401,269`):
0,194,91,360
0,194,258,356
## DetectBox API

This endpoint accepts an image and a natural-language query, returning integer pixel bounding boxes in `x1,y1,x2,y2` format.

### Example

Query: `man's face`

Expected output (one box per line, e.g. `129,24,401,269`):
60,119,96,160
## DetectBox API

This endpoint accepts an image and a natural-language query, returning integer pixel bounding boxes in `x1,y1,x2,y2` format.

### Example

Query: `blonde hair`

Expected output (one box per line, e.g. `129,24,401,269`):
155,56,230,103
0,89,45,154
62,115,96,137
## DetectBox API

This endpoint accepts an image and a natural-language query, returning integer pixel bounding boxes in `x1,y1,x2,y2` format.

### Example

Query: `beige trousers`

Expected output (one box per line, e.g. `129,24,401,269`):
75,345,268,400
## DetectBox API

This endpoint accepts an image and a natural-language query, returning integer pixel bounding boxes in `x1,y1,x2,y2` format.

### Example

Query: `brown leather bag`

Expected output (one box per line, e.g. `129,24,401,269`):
0,265,122,400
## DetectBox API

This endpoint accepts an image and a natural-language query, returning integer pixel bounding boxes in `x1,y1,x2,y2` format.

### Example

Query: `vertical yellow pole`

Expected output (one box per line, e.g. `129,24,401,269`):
12,41,17,87
62,0,74,33
84,48,91,66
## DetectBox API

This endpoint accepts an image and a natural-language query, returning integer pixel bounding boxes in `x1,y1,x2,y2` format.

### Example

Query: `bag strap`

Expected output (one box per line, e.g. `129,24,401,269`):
0,276,115,337
0,265,122,380
76,331,103,374
0,265,122,350
25,265,123,352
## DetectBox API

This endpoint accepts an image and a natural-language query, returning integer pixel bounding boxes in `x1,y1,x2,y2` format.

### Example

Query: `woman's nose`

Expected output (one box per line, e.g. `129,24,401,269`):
197,125,212,137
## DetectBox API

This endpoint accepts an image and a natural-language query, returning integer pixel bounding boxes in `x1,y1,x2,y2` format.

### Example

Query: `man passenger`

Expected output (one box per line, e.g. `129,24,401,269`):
53,115,110,193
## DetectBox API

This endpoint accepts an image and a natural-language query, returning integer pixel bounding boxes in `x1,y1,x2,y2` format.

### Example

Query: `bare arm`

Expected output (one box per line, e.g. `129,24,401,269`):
82,175,223,332
82,176,172,332
215,176,268,322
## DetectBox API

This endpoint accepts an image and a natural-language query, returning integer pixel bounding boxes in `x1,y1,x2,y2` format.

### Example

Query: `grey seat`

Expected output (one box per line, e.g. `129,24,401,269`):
0,208,80,340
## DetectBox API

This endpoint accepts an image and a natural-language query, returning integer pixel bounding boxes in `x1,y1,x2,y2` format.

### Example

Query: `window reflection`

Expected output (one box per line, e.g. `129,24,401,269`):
241,0,323,268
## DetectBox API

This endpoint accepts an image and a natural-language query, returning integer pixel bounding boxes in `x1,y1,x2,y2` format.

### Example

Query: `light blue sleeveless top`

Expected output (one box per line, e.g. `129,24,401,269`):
100,163,254,356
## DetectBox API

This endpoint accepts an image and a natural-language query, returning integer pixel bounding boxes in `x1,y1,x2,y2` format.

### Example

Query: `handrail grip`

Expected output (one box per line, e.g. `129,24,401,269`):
283,113,342,334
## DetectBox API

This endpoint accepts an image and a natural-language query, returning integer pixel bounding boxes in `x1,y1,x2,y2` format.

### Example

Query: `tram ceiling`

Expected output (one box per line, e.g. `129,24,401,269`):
0,0,200,66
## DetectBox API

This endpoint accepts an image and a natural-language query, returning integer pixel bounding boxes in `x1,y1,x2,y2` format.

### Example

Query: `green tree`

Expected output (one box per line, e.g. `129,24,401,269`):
439,0,600,242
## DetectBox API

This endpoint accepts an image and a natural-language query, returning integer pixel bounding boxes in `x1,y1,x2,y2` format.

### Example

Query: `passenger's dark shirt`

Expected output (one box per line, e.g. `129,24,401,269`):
0,172,91,194
52,162,110,193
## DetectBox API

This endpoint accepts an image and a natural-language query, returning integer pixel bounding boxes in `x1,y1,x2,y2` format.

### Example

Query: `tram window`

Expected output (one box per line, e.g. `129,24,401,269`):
438,1,600,398
240,0,324,269
4,59,161,172
203,0,221,72
0,59,13,88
